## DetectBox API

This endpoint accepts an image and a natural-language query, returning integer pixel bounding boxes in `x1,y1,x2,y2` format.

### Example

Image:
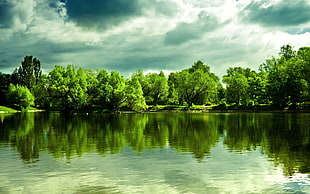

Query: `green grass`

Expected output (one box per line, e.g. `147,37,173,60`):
189,105,205,110
22,106,38,111
0,106,18,112
147,105,206,111
0,105,41,112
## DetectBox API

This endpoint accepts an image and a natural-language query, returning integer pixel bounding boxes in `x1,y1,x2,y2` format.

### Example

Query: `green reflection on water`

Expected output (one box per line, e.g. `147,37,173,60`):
0,112,309,176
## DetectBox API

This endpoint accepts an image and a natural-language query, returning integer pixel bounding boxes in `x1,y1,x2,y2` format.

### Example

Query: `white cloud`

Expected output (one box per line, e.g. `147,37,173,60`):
0,0,36,40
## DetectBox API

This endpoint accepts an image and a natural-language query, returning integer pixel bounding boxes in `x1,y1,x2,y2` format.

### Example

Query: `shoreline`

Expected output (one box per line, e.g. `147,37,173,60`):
144,109,310,113
1,109,310,114
0,109,45,114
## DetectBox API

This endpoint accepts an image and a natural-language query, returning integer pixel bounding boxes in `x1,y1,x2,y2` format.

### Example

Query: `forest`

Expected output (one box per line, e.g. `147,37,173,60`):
0,45,310,112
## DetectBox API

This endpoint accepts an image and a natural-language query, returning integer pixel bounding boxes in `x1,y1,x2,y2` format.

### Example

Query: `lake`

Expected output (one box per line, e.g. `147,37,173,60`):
0,112,309,193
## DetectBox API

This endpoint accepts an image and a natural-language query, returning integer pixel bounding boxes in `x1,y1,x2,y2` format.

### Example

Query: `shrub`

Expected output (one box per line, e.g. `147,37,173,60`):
6,84,34,109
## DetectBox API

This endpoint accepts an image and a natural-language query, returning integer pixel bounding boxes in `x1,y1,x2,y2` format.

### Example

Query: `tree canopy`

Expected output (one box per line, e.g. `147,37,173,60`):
1,46,310,112
6,84,34,109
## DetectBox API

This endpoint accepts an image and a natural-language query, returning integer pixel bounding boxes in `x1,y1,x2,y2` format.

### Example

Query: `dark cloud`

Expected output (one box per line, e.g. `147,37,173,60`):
61,0,141,30
285,27,310,35
242,0,310,27
165,13,219,45
0,1,14,28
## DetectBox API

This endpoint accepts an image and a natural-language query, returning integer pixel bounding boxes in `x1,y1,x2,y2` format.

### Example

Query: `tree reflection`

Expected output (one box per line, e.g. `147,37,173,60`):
223,113,264,152
168,114,220,161
0,112,309,176
262,114,310,176
221,113,310,176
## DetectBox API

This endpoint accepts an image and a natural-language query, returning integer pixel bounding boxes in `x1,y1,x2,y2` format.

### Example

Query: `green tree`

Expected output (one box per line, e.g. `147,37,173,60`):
279,44,296,61
266,46,309,107
96,71,126,111
189,60,210,73
11,56,42,90
83,69,100,109
167,82,179,105
107,71,126,111
0,72,11,105
132,70,168,105
247,72,268,104
32,74,49,108
6,84,34,109
297,47,310,101
144,71,168,105
124,77,147,111
223,68,249,105
48,65,87,111
172,66,217,107
283,58,308,107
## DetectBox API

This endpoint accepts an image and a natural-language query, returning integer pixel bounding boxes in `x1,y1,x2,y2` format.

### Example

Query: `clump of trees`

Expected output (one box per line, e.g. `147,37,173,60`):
222,45,310,109
0,45,309,112
6,84,34,109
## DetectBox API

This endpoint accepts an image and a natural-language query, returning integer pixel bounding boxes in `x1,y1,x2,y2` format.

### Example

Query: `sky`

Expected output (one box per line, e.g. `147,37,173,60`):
0,0,310,78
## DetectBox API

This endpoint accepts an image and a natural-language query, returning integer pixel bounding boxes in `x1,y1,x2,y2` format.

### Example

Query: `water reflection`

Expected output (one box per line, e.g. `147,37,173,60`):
0,112,309,176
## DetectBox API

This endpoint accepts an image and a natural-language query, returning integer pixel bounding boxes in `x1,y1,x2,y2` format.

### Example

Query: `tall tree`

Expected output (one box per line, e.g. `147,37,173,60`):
0,72,11,105
279,45,296,61
11,56,42,90
247,72,268,104
32,74,49,108
223,70,249,105
189,60,210,73
48,65,87,111
171,62,217,107
124,77,147,111
297,47,310,101
266,45,309,107
96,71,127,111
144,72,168,105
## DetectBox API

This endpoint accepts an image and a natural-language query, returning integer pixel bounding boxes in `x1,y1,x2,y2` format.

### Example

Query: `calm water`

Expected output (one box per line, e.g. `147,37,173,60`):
0,112,309,194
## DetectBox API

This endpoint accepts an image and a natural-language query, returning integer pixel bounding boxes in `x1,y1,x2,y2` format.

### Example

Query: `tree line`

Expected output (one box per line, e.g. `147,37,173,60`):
0,45,309,112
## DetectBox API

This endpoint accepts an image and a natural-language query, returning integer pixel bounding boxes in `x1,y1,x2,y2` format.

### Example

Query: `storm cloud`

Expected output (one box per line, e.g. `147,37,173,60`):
0,0,14,28
242,0,310,27
165,13,219,45
0,0,310,78
0,0,35,31
61,0,141,30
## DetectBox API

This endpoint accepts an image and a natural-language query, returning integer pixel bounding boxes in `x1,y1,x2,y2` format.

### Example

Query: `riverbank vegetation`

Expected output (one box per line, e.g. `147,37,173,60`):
0,106,18,112
0,45,309,112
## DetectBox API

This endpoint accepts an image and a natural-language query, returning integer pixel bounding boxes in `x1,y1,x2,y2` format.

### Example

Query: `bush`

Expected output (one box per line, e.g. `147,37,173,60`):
6,84,34,109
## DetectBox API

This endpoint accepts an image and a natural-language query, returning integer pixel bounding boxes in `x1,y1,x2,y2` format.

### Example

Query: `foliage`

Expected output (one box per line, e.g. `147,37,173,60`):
99,71,127,111
0,45,309,112
47,65,87,111
265,45,309,108
145,71,169,105
0,72,11,105
132,70,169,105
0,105,18,112
6,84,34,109
223,69,249,105
124,77,147,112
11,56,42,90
170,61,219,107
223,67,268,105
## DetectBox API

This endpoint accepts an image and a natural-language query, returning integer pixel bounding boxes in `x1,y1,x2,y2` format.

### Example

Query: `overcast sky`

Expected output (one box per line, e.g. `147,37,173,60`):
1,0,310,78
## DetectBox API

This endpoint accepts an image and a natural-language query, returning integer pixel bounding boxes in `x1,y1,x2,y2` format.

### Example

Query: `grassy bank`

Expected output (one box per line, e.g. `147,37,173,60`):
147,105,205,111
0,106,18,112
145,103,310,113
0,106,43,113
2,104,309,114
